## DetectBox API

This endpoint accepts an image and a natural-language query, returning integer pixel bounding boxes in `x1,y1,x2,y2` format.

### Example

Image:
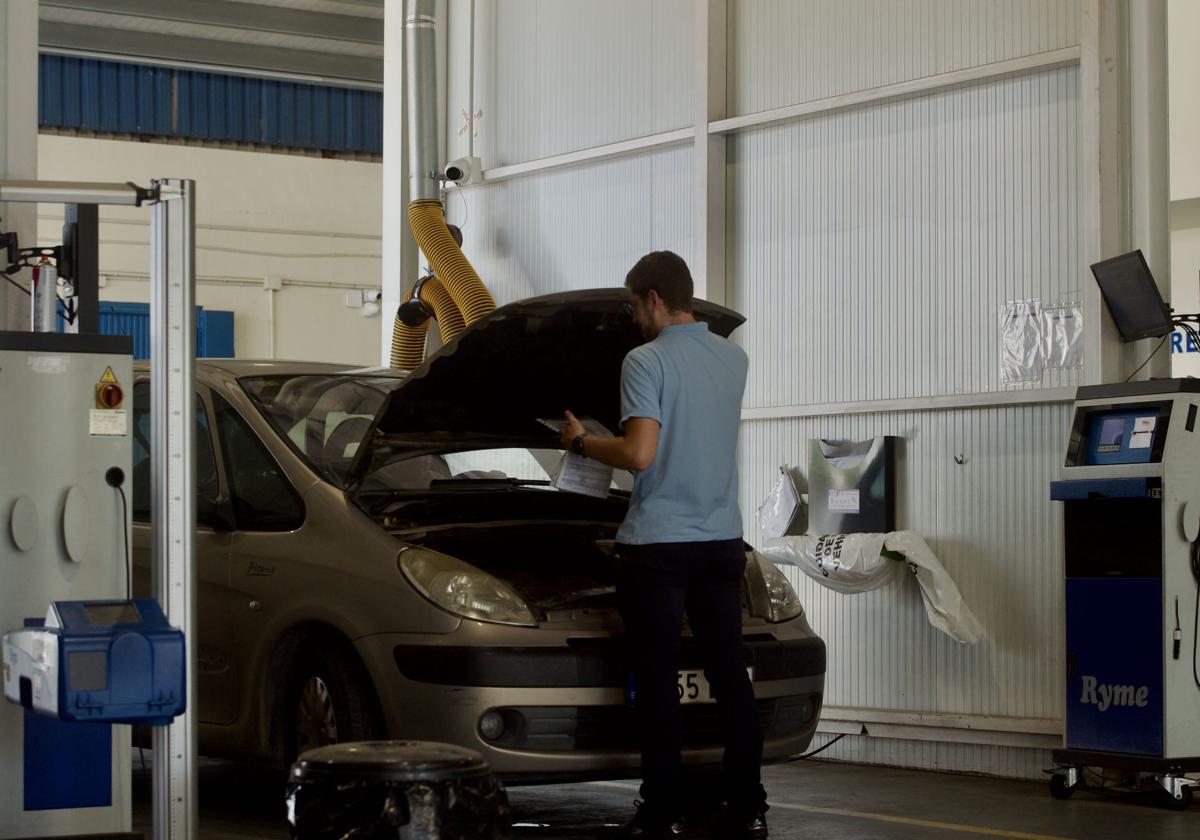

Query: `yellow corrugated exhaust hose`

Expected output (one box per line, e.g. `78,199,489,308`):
388,311,427,370
418,276,467,341
388,276,470,369
408,199,496,323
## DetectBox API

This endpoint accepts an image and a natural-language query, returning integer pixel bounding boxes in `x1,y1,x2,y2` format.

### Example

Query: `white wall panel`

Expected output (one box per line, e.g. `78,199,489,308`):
803,734,1051,780
458,145,693,305
488,0,693,166
730,66,1080,408
447,1,1092,781
740,402,1070,722
36,134,383,365
729,0,1079,117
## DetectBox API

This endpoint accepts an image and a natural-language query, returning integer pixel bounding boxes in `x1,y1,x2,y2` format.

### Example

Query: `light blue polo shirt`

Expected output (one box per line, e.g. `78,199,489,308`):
615,321,749,545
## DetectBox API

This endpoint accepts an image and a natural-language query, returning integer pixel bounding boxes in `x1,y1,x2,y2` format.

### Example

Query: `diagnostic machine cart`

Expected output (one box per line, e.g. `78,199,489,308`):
0,180,196,839
4,599,184,726
1049,251,1200,805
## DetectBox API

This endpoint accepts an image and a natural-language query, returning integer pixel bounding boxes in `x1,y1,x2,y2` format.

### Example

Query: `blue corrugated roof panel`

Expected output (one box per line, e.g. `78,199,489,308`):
39,53,381,155
117,63,138,132
80,59,101,130
61,57,82,127
98,61,119,130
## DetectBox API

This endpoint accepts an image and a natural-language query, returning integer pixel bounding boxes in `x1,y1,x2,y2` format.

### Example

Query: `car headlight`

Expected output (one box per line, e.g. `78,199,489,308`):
748,551,804,623
399,548,537,627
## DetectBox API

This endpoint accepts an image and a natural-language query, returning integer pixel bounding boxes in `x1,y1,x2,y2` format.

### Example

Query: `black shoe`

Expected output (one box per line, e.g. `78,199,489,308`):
721,809,768,839
741,812,768,839
622,800,684,838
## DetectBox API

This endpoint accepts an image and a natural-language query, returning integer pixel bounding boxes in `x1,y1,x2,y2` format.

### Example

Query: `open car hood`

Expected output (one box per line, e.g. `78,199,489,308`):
349,289,744,484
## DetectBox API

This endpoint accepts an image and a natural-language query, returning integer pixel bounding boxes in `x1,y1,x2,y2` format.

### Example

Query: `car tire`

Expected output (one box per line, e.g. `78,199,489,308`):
283,639,384,763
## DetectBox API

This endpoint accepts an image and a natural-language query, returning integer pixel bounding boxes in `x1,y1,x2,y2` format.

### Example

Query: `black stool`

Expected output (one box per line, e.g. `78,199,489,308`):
287,740,512,839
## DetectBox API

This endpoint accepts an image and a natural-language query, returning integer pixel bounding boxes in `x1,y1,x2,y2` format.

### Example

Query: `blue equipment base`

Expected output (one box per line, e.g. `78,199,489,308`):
1053,748,1200,774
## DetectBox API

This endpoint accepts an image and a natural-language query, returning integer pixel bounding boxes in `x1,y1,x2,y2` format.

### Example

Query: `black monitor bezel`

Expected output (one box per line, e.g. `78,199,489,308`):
1090,250,1173,342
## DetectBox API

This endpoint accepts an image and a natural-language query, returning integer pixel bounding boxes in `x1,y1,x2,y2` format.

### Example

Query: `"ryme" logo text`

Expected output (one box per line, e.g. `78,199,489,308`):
1079,676,1149,712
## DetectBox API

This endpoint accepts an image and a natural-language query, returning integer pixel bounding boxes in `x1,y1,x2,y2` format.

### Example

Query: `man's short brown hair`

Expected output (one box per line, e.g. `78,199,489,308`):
624,250,694,313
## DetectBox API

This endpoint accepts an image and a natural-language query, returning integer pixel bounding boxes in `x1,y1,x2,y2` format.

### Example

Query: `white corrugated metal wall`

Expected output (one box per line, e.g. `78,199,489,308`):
457,145,694,303
443,0,1100,780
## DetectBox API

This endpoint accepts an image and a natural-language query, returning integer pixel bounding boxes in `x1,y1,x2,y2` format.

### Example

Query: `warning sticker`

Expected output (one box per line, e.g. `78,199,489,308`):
89,409,128,436
95,366,124,409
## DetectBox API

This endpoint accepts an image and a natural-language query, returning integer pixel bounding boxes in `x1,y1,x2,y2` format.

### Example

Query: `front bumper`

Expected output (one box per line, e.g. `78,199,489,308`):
356,629,825,782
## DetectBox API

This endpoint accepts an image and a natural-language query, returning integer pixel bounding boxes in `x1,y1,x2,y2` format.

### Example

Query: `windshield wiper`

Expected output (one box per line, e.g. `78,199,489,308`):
428,478,553,490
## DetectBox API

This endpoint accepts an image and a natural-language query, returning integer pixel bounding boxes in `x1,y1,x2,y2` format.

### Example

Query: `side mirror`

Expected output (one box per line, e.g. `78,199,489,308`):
197,494,236,532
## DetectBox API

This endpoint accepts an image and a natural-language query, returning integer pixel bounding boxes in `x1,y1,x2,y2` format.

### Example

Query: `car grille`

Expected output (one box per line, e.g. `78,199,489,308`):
481,693,819,752
393,635,826,688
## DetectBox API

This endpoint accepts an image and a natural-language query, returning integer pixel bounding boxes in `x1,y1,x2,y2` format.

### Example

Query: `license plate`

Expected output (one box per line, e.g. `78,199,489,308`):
677,669,713,704
626,668,754,706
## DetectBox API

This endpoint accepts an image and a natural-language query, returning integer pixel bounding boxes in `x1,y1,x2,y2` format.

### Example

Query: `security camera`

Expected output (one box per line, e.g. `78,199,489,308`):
441,156,480,185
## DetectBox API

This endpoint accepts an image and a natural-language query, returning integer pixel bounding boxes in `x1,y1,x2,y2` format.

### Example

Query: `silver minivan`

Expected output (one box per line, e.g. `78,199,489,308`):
132,289,825,781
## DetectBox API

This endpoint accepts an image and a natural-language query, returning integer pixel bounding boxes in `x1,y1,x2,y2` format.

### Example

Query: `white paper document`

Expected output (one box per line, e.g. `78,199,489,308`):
554,452,615,498
538,415,615,498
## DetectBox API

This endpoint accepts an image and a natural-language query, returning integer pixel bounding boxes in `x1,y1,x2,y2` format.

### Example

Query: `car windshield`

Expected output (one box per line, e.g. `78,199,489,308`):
240,374,632,493
240,374,402,486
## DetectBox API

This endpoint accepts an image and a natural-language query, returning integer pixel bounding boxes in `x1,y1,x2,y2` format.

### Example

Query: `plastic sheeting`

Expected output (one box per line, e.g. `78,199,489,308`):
760,531,984,644
1000,299,1043,383
756,465,805,538
1042,303,1084,369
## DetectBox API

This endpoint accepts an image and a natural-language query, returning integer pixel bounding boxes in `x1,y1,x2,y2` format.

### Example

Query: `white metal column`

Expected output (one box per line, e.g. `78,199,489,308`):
1129,0,1171,379
693,0,727,307
1079,0,1130,385
149,178,197,840
0,1,38,332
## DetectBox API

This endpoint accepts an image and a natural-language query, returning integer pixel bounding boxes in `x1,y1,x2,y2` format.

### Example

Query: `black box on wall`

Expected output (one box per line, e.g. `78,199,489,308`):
806,436,898,535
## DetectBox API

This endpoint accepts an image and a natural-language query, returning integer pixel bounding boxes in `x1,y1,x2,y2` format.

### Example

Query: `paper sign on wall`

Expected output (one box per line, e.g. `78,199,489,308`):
828,489,861,514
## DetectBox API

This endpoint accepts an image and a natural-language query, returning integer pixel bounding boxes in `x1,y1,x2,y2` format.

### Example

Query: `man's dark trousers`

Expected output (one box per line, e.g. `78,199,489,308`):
617,537,767,823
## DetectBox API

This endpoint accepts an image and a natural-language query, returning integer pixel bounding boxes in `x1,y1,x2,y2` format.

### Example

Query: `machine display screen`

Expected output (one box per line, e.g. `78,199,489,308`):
1084,410,1161,465
83,603,141,626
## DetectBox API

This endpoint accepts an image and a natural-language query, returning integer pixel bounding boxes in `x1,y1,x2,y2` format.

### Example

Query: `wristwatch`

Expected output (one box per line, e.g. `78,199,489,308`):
571,433,587,457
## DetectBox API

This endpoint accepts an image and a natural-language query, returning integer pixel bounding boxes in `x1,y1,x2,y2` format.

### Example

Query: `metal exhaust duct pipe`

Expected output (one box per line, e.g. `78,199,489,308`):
405,0,440,202
392,0,495,366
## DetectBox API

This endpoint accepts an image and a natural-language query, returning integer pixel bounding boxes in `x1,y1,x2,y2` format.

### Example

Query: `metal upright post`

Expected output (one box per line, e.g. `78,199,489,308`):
149,178,197,840
63,203,99,334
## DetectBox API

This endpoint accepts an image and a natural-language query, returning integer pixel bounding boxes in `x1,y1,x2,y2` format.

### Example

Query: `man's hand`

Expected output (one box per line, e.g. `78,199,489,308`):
558,409,659,472
560,410,585,450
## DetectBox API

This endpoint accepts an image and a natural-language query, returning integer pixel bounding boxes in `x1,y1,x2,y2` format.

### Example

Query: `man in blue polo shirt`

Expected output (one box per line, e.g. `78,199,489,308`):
560,251,766,839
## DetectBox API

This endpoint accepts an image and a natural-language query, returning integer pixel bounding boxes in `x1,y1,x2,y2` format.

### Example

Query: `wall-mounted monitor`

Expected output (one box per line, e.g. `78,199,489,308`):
1090,250,1173,342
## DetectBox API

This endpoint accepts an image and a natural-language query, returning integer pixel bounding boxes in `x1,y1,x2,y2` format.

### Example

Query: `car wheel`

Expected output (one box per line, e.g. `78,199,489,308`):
285,640,383,762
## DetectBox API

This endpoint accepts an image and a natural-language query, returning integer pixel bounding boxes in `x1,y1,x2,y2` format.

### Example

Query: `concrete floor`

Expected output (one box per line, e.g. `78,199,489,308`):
130,756,1198,839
